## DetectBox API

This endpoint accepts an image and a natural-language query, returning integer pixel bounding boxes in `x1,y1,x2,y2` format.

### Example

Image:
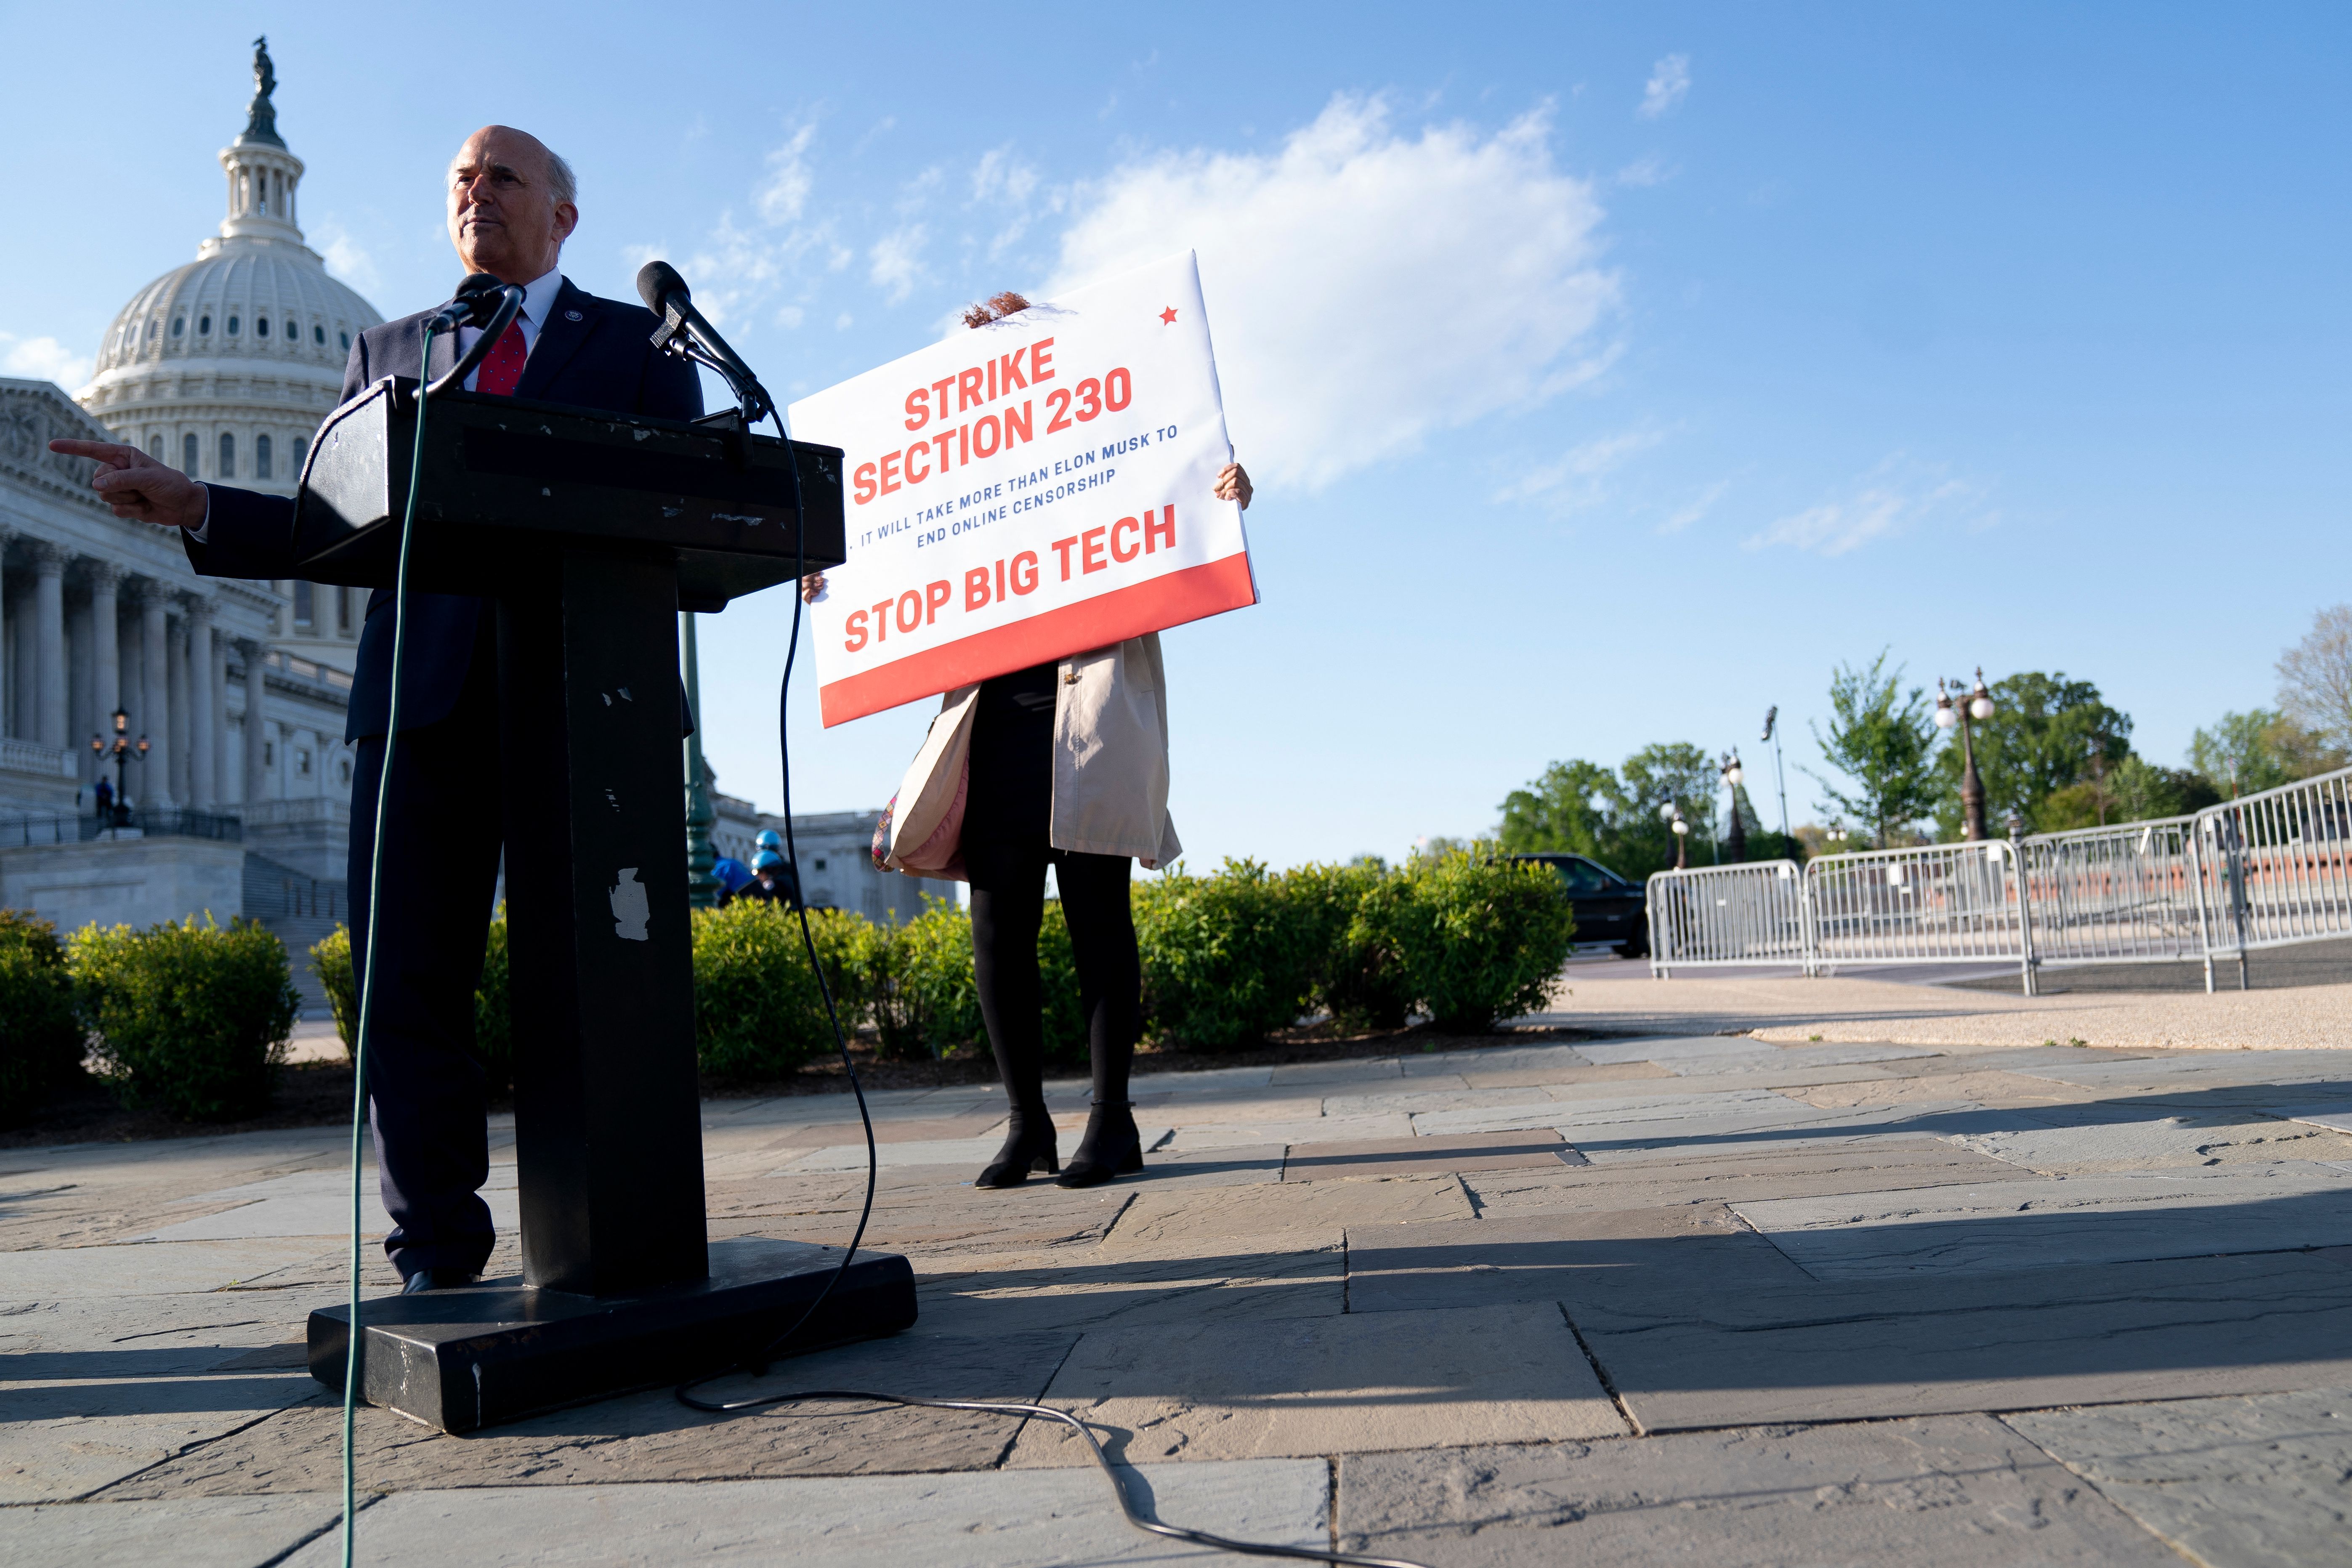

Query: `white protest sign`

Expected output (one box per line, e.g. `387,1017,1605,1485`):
789,251,1254,726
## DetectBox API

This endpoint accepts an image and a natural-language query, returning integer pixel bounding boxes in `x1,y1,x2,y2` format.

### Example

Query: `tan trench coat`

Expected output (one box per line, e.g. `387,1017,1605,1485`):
883,635,1182,877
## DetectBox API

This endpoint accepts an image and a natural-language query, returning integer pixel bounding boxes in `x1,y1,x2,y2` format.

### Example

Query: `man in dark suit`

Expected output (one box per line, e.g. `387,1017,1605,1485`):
54,125,701,1292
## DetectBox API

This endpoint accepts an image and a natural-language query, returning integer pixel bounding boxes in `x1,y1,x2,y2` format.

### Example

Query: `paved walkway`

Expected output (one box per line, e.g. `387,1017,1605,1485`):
8,1002,2352,1563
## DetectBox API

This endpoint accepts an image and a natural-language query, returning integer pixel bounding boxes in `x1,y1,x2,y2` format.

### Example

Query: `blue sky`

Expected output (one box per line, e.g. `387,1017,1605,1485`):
6,3,2344,866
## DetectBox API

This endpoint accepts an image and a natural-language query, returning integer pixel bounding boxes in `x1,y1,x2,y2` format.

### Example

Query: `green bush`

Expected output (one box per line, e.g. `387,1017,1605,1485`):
866,896,986,1061
71,917,300,1121
690,902,868,1082
1281,861,1408,1032
0,911,84,1125
1359,848,1578,1033
312,909,514,1093
1132,859,1326,1049
474,911,513,1094
1036,897,1090,1064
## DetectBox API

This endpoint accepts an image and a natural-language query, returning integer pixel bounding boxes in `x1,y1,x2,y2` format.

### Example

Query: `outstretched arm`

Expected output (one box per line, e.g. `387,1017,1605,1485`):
47,440,207,531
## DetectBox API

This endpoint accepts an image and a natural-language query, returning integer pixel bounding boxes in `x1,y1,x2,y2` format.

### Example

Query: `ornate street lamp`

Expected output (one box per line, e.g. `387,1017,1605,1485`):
1659,797,1690,870
1934,667,1998,841
1719,750,1747,864
89,707,146,828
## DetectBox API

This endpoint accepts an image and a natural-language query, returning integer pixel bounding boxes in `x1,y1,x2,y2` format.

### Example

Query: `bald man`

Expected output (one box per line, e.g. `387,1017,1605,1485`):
55,126,702,1293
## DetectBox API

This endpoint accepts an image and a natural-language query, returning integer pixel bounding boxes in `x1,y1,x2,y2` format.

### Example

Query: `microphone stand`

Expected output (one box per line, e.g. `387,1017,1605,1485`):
651,306,776,426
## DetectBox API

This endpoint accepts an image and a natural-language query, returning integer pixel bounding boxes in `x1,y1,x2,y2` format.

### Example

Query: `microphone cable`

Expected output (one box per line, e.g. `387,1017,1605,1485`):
338,326,441,1568
670,415,1434,1568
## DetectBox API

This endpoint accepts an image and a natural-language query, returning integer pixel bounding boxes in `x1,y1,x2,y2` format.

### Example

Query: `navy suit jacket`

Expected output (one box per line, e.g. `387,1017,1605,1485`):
186,278,703,740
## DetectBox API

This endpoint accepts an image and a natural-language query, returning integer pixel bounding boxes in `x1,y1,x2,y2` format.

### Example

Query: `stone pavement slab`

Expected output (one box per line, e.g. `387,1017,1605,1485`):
1945,1107,2352,1172
2005,1387,2352,1568
775,1126,1175,1173
911,1239,1343,1335
276,1457,1331,1566
1102,1174,1474,1248
1168,1114,1414,1148
0,1366,324,1504
761,1113,1009,1148
1735,1163,2352,1278
99,1330,1082,1499
1,1237,340,1299
1008,1301,1623,1467
2264,1100,2352,1134
1343,1208,1809,1316
4,1493,344,1568
1334,1415,2181,1567
1280,1131,1583,1183
1461,1137,2034,1217
1455,1060,1676,1091
1571,1251,2352,1431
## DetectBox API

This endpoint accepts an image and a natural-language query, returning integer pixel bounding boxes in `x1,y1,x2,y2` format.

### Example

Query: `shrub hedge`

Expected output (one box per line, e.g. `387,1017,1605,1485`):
0,912,83,1125
312,909,515,1093
1357,848,1578,1032
72,916,299,1121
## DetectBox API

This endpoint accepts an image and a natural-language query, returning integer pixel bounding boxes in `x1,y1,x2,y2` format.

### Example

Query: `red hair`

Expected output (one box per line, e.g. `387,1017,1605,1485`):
960,290,1031,329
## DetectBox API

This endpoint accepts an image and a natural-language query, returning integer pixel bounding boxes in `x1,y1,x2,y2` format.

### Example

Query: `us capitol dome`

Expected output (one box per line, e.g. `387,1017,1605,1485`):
75,37,383,673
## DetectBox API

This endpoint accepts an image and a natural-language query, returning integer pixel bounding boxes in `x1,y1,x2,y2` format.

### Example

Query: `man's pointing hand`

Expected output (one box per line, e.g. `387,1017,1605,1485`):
47,439,208,531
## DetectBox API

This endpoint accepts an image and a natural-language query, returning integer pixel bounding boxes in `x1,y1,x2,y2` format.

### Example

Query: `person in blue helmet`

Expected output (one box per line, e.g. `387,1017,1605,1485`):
741,848,800,908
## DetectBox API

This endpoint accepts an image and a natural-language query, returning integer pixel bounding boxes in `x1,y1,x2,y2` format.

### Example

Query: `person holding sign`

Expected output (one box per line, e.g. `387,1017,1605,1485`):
805,284,1251,1189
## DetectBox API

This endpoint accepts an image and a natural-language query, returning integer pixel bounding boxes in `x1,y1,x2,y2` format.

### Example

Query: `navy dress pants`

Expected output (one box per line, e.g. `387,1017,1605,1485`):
345,624,504,1281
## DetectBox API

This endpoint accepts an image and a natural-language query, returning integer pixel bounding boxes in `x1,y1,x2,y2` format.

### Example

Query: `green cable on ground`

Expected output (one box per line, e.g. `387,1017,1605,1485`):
342,324,436,1568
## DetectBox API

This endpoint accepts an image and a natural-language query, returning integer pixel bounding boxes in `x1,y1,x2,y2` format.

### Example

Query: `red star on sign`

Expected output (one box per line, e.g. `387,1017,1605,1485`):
1159,306,1178,324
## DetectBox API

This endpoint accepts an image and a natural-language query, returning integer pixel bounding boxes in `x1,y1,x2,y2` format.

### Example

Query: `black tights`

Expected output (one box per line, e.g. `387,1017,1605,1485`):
967,835,1140,1122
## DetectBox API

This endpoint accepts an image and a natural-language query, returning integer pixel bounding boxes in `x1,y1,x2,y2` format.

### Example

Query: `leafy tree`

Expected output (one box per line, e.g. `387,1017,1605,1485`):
1929,671,2131,837
2278,604,2352,755
1808,651,1941,847
2038,756,2222,830
2189,709,2334,797
1496,745,1719,881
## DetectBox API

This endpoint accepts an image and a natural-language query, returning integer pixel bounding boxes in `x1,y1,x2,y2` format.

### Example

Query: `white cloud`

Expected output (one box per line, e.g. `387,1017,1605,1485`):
1745,455,1983,556
756,124,817,225
869,224,928,303
310,218,382,297
0,332,92,388
1658,478,1731,535
971,146,1039,206
1046,95,1618,491
1494,428,1663,509
1616,154,1675,188
1639,55,1690,119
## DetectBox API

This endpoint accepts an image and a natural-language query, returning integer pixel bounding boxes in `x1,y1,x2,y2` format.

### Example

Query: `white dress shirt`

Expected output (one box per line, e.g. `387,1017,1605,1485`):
191,266,568,540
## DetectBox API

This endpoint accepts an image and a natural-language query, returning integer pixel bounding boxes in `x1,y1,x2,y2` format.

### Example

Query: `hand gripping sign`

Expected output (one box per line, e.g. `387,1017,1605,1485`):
790,252,1255,726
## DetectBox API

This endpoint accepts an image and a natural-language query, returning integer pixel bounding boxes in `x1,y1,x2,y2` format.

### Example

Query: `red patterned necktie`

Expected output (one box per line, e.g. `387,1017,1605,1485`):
475,318,528,396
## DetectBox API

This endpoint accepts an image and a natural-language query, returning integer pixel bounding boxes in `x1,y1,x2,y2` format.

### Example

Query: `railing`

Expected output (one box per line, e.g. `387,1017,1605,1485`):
1647,764,2352,994
0,737,77,779
1647,860,1809,972
0,808,245,847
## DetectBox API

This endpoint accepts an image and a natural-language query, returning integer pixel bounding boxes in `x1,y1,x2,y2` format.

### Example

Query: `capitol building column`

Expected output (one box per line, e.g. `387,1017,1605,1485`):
31,541,68,749
238,637,271,805
186,594,218,809
88,562,122,758
131,581,174,810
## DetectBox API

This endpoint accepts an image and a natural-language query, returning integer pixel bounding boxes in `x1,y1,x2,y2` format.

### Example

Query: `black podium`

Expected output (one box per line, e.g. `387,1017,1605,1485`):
294,380,916,1432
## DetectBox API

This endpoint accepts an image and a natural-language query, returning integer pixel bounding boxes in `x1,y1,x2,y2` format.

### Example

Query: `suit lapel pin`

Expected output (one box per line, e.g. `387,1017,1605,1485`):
564,309,583,322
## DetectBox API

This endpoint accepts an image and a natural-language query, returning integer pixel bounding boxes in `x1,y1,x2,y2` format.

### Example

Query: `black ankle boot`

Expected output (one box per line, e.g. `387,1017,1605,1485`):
976,1117,1060,1188
1056,1101,1143,1188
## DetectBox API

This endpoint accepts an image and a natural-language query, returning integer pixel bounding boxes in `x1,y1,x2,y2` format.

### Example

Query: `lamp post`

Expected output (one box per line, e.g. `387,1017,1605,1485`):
89,707,147,829
1761,706,1790,839
679,612,719,909
1719,750,1748,864
1659,797,1690,870
1934,667,1998,841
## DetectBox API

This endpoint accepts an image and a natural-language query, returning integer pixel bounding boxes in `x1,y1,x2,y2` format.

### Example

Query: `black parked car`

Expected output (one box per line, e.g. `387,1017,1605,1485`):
1511,854,1649,958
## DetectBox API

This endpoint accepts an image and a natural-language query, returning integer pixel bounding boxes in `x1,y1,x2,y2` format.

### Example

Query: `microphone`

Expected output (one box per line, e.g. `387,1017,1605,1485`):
636,260,773,422
423,272,510,333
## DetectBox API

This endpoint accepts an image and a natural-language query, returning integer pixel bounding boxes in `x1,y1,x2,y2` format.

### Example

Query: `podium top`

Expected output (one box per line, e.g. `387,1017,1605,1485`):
291,378,848,610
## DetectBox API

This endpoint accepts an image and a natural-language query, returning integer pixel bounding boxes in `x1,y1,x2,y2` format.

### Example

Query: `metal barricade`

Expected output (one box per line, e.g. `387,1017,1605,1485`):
1643,765,2352,994
1802,839,2033,988
2198,767,2352,976
1645,861,1808,975
2018,816,2206,970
